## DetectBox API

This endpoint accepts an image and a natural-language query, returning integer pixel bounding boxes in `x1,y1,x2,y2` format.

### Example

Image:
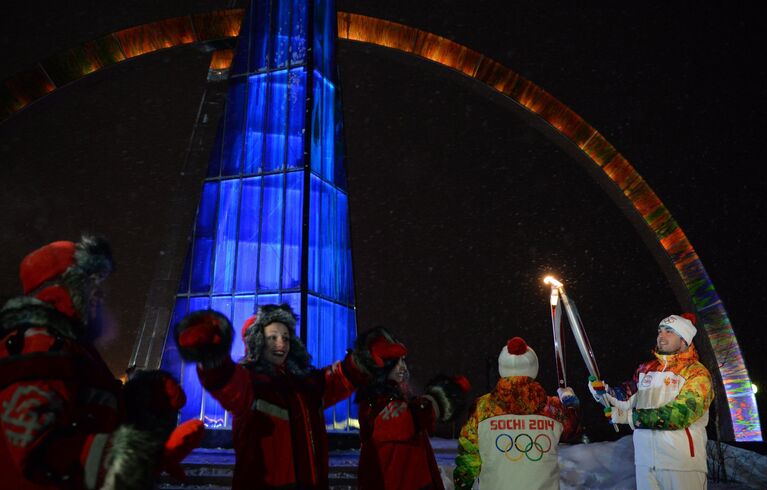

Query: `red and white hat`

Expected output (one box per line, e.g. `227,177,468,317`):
498,337,539,379
659,313,697,345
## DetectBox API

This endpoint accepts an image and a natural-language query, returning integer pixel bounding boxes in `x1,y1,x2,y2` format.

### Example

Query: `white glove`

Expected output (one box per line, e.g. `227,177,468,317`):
557,387,579,408
587,378,609,403
605,392,636,411
609,405,633,426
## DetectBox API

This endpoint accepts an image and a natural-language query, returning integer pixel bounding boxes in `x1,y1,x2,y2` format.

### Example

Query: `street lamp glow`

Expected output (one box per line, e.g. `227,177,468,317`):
753,383,759,395
544,276,563,288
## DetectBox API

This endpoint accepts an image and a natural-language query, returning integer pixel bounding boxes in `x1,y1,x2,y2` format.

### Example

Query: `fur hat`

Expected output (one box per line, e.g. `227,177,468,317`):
352,326,406,377
241,303,311,375
19,236,113,322
498,337,539,379
659,313,697,345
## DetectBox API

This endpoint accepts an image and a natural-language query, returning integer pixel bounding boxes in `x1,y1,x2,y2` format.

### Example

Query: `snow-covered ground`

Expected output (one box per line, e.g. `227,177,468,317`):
433,435,767,489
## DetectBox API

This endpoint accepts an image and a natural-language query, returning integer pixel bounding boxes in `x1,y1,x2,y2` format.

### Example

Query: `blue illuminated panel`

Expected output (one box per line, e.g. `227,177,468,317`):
160,0,356,431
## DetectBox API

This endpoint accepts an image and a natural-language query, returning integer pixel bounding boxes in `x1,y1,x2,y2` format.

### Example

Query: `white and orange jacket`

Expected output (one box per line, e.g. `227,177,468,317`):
618,344,713,473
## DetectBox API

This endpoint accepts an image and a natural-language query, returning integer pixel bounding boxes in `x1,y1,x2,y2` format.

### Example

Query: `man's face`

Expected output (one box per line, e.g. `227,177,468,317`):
657,326,686,354
262,322,291,366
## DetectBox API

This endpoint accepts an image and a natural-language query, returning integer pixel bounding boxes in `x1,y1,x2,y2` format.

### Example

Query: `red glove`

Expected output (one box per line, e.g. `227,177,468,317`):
160,419,205,481
369,335,407,367
452,375,472,393
178,321,222,349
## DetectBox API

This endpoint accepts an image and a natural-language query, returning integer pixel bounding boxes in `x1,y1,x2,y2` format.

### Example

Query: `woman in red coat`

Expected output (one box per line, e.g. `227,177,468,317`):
175,305,405,489
355,327,471,490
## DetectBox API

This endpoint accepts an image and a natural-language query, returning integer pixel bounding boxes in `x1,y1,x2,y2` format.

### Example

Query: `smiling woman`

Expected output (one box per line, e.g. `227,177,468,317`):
0,7,759,442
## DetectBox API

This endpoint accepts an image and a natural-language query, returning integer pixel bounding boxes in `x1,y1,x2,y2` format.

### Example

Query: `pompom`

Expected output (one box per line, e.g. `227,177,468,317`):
452,375,472,393
506,337,528,355
680,312,697,326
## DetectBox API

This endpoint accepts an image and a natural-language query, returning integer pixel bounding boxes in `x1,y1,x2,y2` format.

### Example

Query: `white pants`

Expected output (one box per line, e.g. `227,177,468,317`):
635,466,707,490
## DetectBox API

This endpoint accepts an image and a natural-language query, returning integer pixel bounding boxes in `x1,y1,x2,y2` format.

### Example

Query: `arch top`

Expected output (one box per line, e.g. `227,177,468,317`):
0,8,760,441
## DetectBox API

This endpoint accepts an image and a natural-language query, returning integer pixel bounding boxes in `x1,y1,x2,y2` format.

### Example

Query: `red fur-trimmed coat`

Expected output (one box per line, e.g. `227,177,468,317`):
357,390,444,490
0,299,124,490
197,357,361,489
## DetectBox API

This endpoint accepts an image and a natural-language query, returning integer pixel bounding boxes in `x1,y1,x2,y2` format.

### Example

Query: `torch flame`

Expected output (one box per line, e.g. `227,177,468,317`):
543,276,563,288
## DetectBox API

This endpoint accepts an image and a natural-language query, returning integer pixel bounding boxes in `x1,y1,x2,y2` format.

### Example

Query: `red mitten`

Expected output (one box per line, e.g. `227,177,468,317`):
369,335,407,367
160,419,205,481
124,370,186,434
452,375,472,393
178,322,222,349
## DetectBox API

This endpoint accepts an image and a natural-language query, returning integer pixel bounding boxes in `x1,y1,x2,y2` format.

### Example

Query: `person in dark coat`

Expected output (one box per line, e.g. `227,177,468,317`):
355,326,471,490
0,236,202,490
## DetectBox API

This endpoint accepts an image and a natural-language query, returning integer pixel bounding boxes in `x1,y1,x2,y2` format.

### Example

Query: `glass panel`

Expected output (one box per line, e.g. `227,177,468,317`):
273,0,291,69
179,296,209,423
228,1,252,77
244,73,268,174
290,0,308,65
281,292,302,336
310,73,336,181
337,191,351,304
265,70,288,172
212,179,240,294
282,171,303,289
313,0,335,79
306,294,319,362
190,182,219,293
160,297,188,379
258,174,284,290
286,68,306,169
308,175,321,293
206,123,224,178
177,242,192,295
233,295,257,360
236,177,262,293
333,94,349,191
319,182,335,298
248,0,270,73
221,78,247,176
202,296,233,428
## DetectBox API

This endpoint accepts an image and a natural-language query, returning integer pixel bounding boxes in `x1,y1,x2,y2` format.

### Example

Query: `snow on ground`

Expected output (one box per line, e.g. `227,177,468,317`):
433,435,767,490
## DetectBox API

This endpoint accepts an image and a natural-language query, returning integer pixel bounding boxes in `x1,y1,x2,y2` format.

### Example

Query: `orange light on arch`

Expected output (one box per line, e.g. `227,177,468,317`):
0,9,759,441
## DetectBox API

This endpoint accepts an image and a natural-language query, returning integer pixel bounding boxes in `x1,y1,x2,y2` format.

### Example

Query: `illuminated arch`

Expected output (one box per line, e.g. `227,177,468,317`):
0,9,759,441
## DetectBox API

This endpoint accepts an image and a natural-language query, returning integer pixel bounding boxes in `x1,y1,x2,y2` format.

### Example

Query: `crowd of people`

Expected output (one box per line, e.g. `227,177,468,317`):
1,236,713,489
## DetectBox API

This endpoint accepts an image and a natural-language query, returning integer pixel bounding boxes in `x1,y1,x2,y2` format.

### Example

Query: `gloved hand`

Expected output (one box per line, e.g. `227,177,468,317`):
124,370,186,435
587,376,610,403
604,405,632,426
174,310,234,366
557,386,580,408
159,419,205,481
425,374,471,422
368,335,407,367
179,322,222,348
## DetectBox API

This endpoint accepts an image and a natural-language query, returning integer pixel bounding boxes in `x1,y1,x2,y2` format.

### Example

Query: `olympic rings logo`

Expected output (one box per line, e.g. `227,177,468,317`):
495,433,552,462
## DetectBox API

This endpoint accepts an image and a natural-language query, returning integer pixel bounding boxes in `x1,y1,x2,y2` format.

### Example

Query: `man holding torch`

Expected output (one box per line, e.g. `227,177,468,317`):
589,313,714,490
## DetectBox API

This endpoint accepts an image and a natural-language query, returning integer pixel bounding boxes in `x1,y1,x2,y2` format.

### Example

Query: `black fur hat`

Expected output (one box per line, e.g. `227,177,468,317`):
241,303,312,376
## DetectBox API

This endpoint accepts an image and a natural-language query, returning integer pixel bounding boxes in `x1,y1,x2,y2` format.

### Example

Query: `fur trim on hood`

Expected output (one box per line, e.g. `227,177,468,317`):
240,304,313,377
0,296,80,339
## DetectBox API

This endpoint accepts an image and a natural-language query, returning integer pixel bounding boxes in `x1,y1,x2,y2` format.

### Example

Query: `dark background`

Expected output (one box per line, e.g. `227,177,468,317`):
1,2,764,445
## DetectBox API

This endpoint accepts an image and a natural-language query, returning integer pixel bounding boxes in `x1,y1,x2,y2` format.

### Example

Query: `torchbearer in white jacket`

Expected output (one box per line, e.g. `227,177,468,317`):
589,313,714,490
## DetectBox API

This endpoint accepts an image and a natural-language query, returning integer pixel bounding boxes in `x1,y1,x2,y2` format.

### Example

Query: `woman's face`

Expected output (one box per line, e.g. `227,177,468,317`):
262,322,291,366
387,357,408,383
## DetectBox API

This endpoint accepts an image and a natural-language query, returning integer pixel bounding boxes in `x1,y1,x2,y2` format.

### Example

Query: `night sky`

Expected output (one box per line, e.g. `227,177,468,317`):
1,2,764,445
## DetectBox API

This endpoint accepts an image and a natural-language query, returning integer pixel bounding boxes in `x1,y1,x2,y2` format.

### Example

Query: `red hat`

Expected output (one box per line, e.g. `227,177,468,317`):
18,236,113,320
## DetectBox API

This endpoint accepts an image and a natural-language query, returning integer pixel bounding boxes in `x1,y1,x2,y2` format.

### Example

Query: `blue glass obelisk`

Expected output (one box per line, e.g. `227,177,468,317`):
158,0,357,430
